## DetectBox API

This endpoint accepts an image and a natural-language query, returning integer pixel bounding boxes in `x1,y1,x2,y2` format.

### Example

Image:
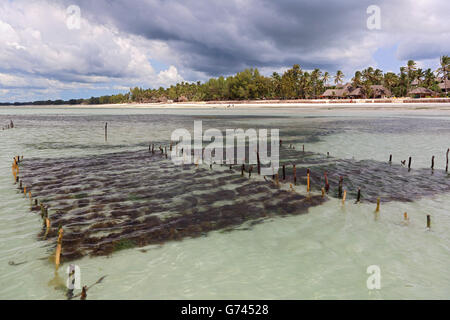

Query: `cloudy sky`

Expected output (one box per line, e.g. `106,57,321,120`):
0,0,449,102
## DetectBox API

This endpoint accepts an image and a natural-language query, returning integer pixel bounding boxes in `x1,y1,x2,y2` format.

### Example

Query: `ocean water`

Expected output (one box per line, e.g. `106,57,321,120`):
0,106,449,299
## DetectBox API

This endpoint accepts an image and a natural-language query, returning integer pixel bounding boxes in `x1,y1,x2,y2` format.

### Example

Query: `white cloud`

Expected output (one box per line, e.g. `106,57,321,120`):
0,0,184,101
157,66,184,87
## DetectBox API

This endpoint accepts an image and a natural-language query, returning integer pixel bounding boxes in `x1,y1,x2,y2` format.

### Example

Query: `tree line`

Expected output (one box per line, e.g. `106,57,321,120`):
1,56,448,106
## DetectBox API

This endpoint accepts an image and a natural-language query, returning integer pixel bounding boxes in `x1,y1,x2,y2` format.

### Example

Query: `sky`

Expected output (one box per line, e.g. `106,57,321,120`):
0,0,449,102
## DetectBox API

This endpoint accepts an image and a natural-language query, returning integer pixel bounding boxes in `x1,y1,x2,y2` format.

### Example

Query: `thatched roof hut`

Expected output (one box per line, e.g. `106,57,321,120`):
408,87,436,98
157,96,168,103
348,87,363,98
438,79,450,92
321,83,352,98
177,95,188,102
322,89,344,98
371,85,392,98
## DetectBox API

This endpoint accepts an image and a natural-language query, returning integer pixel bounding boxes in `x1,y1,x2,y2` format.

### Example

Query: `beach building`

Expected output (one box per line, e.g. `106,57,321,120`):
438,79,449,93
321,83,352,98
407,87,437,98
370,85,392,98
322,84,391,99
347,87,364,98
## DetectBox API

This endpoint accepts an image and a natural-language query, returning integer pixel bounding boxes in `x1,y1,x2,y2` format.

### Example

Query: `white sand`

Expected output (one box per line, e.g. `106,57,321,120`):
6,101,450,111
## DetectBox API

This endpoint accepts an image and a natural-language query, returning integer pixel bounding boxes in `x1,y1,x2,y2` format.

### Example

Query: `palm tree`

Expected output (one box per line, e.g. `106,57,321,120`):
415,68,425,86
405,60,417,94
334,70,344,85
436,55,449,94
310,68,322,98
322,72,330,86
271,72,282,98
383,72,398,94
424,68,435,88
361,68,373,83
352,71,362,87
406,60,417,73
373,69,383,85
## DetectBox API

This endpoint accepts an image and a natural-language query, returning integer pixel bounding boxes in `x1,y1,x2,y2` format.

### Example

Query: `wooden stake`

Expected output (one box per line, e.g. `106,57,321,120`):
40,203,45,218
338,176,343,198
55,228,63,270
306,170,310,192
356,188,361,203
81,286,87,300
104,122,108,142
427,215,431,229
408,157,412,170
44,218,50,238
293,164,297,185
282,165,286,180
446,148,449,173
376,198,380,212
389,154,392,163
342,190,347,205
256,151,261,175
431,156,435,170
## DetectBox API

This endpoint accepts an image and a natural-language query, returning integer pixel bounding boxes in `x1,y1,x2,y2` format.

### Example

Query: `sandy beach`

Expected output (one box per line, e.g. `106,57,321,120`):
6,100,450,111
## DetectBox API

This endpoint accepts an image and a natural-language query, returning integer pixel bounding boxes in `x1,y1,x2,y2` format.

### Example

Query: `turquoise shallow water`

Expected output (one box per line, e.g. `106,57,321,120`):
0,106,450,299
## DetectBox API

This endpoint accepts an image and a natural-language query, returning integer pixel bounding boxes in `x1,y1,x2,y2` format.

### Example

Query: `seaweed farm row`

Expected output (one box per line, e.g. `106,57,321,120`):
11,142,450,265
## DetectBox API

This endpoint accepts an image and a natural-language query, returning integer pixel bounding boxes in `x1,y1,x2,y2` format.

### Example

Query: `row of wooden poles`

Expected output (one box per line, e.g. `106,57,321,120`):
390,148,450,172
12,155,63,270
13,155,91,299
150,142,438,228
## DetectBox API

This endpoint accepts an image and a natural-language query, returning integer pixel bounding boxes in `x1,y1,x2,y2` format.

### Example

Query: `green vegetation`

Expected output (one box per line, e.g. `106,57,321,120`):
1,56,448,105
113,238,137,252
127,193,142,201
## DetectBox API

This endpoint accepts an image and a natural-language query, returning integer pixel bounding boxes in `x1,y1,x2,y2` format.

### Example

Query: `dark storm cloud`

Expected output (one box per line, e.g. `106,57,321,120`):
70,0,380,77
